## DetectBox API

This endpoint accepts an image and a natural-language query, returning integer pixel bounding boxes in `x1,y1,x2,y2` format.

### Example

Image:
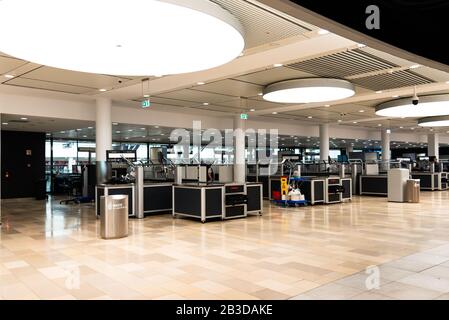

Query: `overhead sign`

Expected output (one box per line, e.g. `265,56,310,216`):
141,99,151,108
240,113,248,120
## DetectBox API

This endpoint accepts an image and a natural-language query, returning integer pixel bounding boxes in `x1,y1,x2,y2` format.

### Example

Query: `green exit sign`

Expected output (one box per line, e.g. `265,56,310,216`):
240,113,248,120
141,99,151,108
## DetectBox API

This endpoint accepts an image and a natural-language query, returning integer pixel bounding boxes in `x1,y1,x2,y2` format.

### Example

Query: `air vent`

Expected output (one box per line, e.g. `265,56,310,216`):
351,70,434,91
287,49,397,78
210,0,312,49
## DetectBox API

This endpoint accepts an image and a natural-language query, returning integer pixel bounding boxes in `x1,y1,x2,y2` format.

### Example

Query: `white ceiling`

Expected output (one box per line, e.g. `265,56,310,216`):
1,0,449,135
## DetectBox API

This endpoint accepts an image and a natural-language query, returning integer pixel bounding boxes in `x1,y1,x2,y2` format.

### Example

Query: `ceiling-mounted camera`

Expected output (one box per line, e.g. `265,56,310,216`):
412,86,419,105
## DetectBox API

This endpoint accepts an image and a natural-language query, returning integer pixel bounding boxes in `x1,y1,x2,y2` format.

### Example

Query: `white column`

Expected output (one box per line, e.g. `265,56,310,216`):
319,124,329,162
346,144,353,156
96,97,112,184
233,115,246,183
428,133,439,160
381,129,391,162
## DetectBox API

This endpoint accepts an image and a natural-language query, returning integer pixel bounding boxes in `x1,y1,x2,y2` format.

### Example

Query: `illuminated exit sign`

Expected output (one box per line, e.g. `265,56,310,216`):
141,99,151,108
240,113,248,120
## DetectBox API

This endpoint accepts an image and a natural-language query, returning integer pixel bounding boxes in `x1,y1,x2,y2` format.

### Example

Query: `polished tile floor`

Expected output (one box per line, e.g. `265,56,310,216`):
1,192,449,300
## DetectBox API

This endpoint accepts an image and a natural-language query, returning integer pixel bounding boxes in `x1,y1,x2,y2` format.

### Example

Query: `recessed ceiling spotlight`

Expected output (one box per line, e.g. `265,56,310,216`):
142,136,146,138
4,74,14,78
249,108,256,112
2,122,8,125
88,127,93,129
359,110,365,113
76,128,82,131
411,127,415,130
318,29,329,35
376,94,449,117
410,64,420,69
60,131,65,133
324,104,330,107
46,133,51,136
154,75,163,78
116,131,121,133
392,95,399,98
0,0,245,76
375,90,383,94
99,88,107,92
357,43,366,48
338,120,342,123
203,102,209,105
272,112,278,114
378,124,382,126
112,122,118,125
307,116,313,119
154,125,159,128
263,78,355,103
143,94,150,98
197,82,205,85
125,137,129,140
257,93,263,96
128,129,133,132
353,121,358,124
273,63,283,68
140,128,146,130
400,126,404,129
82,135,87,138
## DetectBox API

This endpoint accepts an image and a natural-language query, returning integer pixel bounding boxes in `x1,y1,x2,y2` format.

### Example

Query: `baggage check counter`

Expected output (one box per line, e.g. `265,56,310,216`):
172,182,263,223
411,172,446,191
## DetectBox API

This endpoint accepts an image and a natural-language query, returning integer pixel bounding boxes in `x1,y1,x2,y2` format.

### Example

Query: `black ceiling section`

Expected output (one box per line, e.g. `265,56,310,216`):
288,0,449,69
351,70,435,92
287,49,397,78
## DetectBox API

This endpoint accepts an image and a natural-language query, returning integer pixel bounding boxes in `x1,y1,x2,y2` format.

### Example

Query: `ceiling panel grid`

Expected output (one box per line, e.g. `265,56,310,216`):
210,0,312,49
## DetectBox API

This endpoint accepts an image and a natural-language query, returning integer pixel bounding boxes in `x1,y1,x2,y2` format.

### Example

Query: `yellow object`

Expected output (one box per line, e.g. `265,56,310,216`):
281,176,288,196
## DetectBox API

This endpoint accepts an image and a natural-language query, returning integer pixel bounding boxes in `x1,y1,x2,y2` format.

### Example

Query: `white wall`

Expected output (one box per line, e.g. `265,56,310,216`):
2,88,449,144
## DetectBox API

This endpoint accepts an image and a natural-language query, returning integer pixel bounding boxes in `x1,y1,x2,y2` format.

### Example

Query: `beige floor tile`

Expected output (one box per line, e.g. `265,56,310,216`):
377,282,442,300
398,273,449,293
3,193,449,300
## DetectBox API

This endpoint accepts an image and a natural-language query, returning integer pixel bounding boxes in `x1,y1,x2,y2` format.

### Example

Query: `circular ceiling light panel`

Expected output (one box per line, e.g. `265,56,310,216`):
0,0,244,76
418,115,449,127
376,94,449,117
262,78,355,104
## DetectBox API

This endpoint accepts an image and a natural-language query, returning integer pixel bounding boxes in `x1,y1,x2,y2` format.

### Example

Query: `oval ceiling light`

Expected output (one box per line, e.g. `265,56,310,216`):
418,115,449,127
376,94,449,117
0,0,244,76
262,78,355,104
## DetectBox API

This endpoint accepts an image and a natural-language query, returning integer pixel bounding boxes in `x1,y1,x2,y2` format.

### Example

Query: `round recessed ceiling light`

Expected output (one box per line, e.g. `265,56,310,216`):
0,0,244,76
376,94,449,117
263,78,355,104
418,115,449,127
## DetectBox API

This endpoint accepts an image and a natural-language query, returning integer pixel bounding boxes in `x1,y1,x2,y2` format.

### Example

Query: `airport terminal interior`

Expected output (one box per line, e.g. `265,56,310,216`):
2,0,449,300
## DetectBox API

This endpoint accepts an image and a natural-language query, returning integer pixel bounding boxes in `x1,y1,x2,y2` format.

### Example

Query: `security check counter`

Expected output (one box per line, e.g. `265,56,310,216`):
172,183,225,223
411,172,443,191
172,182,263,223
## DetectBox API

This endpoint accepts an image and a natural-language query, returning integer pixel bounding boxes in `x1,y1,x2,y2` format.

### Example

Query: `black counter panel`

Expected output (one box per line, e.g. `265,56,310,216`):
361,176,388,194
144,185,172,212
205,188,222,217
247,185,261,211
174,188,201,217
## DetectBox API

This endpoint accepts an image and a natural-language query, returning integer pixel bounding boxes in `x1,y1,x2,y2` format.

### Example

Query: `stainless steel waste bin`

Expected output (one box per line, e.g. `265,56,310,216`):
406,179,420,203
100,195,128,239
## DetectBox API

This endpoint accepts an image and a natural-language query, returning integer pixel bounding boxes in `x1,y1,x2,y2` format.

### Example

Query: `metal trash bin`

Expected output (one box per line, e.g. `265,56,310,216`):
406,179,420,203
100,195,128,239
